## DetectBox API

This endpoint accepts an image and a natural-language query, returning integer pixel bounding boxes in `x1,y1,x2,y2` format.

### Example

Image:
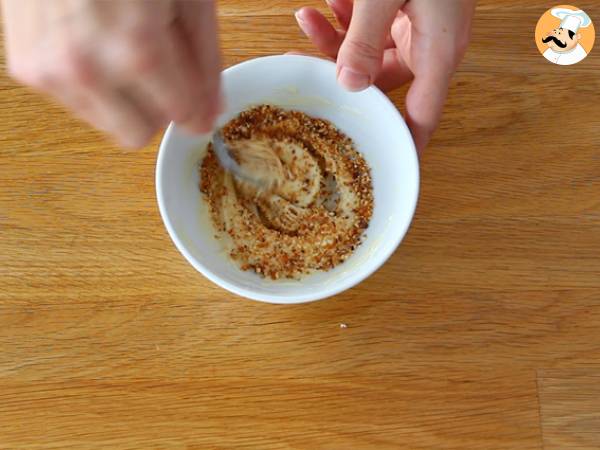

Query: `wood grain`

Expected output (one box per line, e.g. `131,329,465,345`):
1,1,600,448
538,369,600,449
1,372,540,450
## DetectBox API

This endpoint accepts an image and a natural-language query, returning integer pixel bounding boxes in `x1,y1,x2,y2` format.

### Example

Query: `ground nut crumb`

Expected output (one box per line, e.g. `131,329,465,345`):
200,105,373,279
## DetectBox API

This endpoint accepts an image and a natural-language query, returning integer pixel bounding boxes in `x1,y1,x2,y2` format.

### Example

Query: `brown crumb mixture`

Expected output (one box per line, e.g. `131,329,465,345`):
200,105,373,280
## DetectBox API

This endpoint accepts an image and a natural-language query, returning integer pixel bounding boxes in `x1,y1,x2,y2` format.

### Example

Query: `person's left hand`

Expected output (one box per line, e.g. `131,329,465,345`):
294,0,476,152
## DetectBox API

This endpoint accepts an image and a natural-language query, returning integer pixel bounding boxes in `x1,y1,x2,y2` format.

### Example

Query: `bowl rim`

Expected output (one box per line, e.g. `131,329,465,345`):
155,54,420,304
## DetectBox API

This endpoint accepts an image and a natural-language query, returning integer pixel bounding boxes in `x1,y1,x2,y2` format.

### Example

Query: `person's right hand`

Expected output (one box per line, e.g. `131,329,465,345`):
2,0,222,147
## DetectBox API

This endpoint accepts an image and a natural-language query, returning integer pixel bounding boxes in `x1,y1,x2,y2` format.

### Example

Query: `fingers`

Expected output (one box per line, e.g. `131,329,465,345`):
56,80,159,148
295,7,344,58
4,0,223,148
8,18,161,147
400,0,475,152
96,1,223,138
176,0,222,134
336,0,405,91
405,69,452,153
325,0,397,48
126,27,196,128
295,4,407,92
374,48,413,92
89,18,200,145
325,0,353,30
91,87,158,147
122,86,170,130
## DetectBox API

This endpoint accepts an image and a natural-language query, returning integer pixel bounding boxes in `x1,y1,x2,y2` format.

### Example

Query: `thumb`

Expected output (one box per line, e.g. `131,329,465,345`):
336,0,405,91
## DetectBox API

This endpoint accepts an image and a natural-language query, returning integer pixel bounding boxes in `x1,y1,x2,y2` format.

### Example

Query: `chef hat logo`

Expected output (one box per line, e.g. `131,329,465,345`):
535,4,595,66
551,8,592,33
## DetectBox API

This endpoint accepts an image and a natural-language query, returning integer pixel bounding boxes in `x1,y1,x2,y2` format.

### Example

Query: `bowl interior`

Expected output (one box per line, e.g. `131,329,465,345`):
156,55,419,303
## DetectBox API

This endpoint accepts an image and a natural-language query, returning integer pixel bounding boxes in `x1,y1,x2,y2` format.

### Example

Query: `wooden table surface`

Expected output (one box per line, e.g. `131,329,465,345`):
2,1,600,449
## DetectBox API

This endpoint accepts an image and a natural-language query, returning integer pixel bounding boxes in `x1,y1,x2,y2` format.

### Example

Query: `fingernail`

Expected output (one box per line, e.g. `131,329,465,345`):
294,10,309,35
338,66,371,91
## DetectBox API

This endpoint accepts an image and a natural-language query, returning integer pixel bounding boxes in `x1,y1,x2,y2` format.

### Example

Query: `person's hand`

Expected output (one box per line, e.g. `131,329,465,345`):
294,0,476,152
2,0,221,147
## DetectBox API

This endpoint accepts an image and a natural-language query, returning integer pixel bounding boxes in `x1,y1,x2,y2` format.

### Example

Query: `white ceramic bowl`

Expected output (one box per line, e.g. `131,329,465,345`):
156,55,419,304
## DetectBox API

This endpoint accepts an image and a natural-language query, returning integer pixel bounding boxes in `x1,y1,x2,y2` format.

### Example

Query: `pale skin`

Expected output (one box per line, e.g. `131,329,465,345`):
1,0,222,148
2,0,476,152
295,0,476,152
